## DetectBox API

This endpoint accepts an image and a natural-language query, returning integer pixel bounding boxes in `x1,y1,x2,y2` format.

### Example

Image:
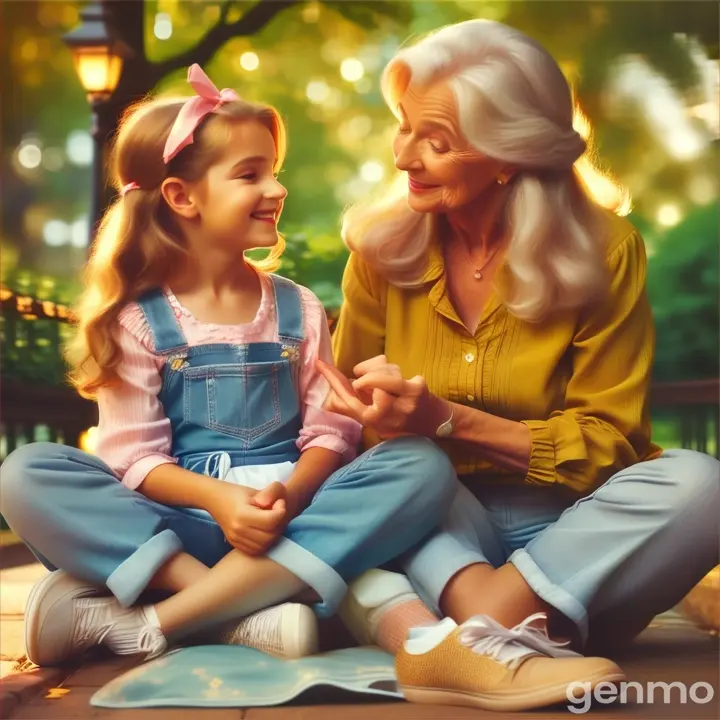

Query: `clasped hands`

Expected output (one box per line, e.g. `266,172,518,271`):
207,481,294,557
316,355,446,438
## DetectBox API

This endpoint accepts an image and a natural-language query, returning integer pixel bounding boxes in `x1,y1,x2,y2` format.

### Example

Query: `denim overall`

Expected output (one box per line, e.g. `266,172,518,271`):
0,276,457,615
137,274,303,483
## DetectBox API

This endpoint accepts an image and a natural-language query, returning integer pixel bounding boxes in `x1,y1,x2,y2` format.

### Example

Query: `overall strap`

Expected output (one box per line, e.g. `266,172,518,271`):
270,274,304,345
135,289,188,355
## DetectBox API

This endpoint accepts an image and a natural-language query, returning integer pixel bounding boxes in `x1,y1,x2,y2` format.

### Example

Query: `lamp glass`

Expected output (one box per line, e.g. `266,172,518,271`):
72,48,123,96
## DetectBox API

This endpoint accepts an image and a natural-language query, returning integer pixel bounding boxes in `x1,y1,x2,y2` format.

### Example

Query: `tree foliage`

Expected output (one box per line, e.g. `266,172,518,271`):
647,203,719,381
1,0,718,387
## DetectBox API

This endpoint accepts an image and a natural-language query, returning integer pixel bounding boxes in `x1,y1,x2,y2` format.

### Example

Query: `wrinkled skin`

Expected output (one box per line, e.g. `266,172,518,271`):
392,82,508,215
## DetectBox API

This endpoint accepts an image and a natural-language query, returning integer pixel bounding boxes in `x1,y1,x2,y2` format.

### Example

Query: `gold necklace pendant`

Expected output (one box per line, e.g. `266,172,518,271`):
468,243,500,281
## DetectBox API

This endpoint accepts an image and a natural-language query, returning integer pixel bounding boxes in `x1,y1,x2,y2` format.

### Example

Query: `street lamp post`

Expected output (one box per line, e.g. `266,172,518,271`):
62,1,132,246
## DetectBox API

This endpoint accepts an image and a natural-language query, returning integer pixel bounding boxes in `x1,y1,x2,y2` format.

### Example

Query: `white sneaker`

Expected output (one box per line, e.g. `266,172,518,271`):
339,569,420,646
223,603,318,659
24,570,166,666
74,598,167,662
24,570,104,666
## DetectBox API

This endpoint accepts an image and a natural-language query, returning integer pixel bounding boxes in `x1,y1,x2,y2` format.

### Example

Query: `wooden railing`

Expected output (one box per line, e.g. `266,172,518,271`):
1,380,97,454
650,378,719,406
651,379,719,458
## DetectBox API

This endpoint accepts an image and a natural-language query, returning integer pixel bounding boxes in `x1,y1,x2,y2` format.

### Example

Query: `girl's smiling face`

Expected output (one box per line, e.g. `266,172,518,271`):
192,119,287,251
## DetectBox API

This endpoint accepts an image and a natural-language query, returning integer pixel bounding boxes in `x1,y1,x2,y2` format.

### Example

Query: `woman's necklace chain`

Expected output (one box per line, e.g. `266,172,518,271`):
463,241,501,280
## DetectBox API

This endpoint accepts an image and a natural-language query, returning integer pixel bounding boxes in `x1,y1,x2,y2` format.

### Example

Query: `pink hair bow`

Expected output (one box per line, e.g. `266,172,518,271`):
120,181,140,196
163,64,240,163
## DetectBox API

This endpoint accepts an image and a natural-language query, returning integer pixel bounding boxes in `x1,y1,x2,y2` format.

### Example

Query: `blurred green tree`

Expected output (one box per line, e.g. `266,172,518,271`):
647,203,719,381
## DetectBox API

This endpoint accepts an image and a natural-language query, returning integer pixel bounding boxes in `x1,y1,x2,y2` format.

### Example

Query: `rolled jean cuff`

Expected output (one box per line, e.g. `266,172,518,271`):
404,549,485,615
509,548,589,642
106,529,183,607
267,536,346,618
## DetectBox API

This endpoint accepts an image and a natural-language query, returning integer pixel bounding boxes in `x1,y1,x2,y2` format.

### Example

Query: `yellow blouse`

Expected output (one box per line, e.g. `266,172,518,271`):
332,212,663,494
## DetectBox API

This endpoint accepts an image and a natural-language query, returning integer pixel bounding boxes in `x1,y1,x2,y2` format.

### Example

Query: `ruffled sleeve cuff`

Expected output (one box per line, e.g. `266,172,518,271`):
520,420,558,487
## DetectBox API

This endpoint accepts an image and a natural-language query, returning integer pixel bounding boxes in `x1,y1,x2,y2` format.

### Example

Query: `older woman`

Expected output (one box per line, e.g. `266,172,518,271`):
319,19,719,712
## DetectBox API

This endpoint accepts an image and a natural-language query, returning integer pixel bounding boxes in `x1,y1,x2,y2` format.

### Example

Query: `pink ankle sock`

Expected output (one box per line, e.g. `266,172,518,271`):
373,598,438,654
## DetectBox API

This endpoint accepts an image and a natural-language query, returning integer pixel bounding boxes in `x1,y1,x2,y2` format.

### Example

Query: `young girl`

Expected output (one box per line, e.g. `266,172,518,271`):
0,65,456,667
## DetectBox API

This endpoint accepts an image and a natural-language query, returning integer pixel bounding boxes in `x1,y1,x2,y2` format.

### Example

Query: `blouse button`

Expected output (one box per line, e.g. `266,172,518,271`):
464,352,475,363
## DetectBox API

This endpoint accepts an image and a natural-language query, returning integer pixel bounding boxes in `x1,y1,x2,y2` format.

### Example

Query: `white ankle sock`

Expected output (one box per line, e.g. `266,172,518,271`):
104,604,163,656
366,591,419,638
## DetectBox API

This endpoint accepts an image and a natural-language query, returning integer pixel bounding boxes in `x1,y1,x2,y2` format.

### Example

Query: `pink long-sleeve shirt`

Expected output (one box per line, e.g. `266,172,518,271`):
95,275,361,490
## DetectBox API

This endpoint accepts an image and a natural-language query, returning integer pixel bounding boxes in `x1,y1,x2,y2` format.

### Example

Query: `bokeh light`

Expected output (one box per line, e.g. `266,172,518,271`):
43,220,70,247
360,160,385,183
240,52,260,71
656,203,682,227
70,217,90,248
340,58,365,82
154,13,173,40
66,131,92,167
306,80,330,104
665,130,705,161
18,143,42,170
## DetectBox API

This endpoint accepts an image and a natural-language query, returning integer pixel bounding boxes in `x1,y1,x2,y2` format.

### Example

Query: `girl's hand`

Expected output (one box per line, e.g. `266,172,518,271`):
317,356,448,438
207,482,288,556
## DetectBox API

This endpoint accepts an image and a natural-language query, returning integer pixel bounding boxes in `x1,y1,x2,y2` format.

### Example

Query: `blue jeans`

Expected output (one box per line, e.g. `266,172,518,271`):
400,449,720,646
0,438,456,617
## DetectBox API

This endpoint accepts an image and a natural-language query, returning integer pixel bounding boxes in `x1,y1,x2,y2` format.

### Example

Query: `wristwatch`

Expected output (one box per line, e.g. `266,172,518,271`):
435,403,455,438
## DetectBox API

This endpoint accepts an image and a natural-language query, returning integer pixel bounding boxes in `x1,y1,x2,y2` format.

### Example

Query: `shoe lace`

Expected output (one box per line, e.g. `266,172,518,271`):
458,612,578,669
73,600,115,647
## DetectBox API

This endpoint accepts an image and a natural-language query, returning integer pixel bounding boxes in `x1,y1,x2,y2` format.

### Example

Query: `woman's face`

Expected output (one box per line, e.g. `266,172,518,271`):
392,81,505,214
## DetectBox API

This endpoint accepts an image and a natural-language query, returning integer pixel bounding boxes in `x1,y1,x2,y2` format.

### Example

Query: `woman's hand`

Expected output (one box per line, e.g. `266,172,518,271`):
206,482,288,556
317,355,448,438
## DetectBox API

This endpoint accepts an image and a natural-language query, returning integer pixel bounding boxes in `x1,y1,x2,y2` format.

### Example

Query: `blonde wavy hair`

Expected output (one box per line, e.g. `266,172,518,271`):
66,95,287,398
342,19,631,321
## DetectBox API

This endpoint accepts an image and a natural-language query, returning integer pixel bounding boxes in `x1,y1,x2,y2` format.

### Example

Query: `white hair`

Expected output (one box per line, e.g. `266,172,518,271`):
342,20,630,321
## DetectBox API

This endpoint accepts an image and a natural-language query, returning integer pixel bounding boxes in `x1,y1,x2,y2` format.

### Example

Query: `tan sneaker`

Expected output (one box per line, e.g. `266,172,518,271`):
396,612,625,712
